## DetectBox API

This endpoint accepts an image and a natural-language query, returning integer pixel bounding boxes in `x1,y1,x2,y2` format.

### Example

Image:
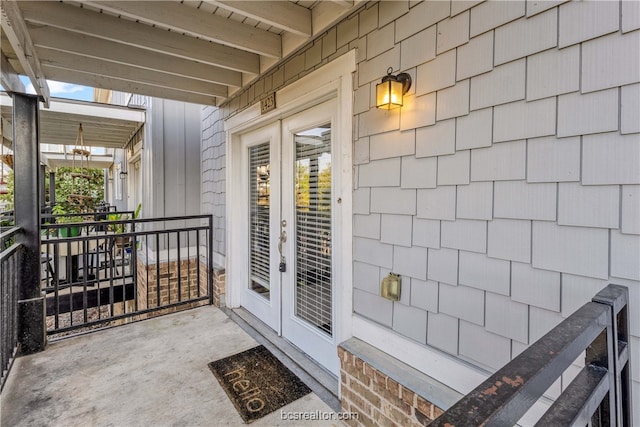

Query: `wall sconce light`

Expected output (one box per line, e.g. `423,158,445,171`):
119,171,128,180
376,67,412,110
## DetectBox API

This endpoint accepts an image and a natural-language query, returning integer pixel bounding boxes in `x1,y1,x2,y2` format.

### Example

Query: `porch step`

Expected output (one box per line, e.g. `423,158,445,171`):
223,307,340,412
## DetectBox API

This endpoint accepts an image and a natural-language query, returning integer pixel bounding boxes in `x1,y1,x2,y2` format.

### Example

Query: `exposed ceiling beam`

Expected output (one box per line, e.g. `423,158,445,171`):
38,49,229,98
0,51,25,93
29,26,241,88
41,68,219,106
86,1,282,58
19,1,259,74
208,1,312,37
0,0,50,105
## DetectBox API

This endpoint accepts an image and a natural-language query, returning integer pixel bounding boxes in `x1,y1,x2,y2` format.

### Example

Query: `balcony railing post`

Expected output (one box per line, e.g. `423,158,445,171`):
592,284,633,427
13,93,46,354
208,214,214,305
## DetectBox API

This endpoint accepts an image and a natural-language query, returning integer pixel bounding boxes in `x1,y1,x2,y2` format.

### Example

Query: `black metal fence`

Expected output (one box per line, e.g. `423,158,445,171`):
432,284,633,427
0,226,21,391
41,214,213,335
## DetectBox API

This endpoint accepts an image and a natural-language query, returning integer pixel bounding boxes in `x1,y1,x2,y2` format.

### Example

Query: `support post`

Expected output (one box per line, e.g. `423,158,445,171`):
49,170,56,207
39,164,46,209
13,93,46,354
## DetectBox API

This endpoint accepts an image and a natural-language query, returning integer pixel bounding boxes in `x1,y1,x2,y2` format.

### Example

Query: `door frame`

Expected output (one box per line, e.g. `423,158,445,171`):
226,50,355,354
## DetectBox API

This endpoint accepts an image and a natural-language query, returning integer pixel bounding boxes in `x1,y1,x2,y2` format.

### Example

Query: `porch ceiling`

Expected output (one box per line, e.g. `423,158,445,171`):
1,92,145,150
0,0,361,107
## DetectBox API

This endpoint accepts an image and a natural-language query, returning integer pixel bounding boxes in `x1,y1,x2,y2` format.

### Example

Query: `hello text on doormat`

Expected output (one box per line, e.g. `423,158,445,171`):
208,345,312,423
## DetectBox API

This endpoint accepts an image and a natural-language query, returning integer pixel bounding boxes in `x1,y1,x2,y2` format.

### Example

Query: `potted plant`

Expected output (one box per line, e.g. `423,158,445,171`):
52,204,82,237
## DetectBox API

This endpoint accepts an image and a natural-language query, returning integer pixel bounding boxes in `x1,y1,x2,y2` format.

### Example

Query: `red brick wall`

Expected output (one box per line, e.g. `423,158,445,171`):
339,346,444,427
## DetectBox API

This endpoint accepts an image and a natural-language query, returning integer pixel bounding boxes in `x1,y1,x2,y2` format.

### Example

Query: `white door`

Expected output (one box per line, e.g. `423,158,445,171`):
240,101,339,374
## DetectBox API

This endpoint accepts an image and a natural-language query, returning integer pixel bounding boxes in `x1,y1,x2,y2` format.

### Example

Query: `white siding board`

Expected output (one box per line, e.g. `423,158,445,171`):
354,289,393,327
532,222,609,279
459,321,511,370
393,304,428,344
417,186,457,220
354,137,370,165
582,31,640,94
557,89,619,138
359,158,401,187
353,261,381,294
371,188,417,215
559,0,620,47
436,79,470,121
459,251,511,295
470,59,526,110
400,26,437,71
393,245,428,280
437,150,471,186
611,231,640,281
582,132,640,185
456,107,493,150
441,220,487,254
526,45,580,101
354,236,393,269
621,83,640,135
416,119,456,158
354,213,381,239
381,214,413,247
485,293,529,343
622,0,640,33
452,0,483,16
527,0,567,17
622,185,640,235
493,98,556,142
561,273,608,317
529,306,564,342
353,188,370,215
358,107,400,137
511,262,561,312
471,140,526,182
494,8,558,65
488,219,532,263
494,181,557,221
370,130,415,160
439,283,484,326
367,23,395,59
527,136,581,183
456,181,493,220
427,312,459,355
427,247,458,285
378,0,409,27
396,1,450,42
436,11,470,55
416,50,457,95
411,279,439,313
401,156,437,189
469,0,525,37
558,183,620,229
400,93,437,131
412,218,441,249
456,31,494,81
359,45,401,85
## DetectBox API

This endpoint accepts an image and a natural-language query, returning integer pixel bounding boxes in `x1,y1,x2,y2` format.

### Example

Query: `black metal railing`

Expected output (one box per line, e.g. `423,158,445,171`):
432,284,633,427
0,226,21,391
41,214,213,335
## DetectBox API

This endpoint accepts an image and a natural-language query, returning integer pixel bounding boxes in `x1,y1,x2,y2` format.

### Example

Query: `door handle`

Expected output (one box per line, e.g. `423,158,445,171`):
277,230,287,256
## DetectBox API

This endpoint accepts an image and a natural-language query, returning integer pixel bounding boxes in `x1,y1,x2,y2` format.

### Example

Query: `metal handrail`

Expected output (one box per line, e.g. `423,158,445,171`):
432,284,632,426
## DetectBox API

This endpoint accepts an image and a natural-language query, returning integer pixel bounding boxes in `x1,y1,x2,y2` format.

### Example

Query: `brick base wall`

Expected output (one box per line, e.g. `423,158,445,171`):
136,258,209,317
212,265,225,307
339,346,444,427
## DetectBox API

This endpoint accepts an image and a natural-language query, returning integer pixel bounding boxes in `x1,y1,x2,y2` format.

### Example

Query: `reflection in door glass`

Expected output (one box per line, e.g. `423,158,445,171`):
294,124,332,336
249,143,271,299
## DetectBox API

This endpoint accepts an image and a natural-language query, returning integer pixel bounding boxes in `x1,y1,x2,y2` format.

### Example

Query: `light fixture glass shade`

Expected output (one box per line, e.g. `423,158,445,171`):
376,79,404,110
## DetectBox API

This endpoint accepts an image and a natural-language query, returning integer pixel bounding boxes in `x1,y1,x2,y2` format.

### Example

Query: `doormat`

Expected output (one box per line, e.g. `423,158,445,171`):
208,345,312,423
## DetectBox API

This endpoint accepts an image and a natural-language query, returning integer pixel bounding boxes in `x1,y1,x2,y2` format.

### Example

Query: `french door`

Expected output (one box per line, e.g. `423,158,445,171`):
240,100,339,374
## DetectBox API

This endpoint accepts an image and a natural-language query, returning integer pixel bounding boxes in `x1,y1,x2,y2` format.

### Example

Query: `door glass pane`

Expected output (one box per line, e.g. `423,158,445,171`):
294,124,332,336
249,143,271,299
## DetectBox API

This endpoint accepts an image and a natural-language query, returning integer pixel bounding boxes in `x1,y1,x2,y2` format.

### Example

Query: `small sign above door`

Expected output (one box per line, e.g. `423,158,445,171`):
260,93,276,114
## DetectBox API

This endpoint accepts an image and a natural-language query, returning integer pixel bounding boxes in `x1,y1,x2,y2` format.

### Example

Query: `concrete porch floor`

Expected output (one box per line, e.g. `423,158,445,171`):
1,306,340,427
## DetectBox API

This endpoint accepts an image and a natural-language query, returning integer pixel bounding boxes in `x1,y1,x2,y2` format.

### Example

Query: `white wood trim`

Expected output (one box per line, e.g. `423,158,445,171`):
0,52,25,93
352,315,488,395
88,0,282,58
209,1,312,37
226,49,355,348
19,0,259,74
